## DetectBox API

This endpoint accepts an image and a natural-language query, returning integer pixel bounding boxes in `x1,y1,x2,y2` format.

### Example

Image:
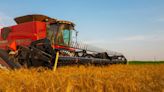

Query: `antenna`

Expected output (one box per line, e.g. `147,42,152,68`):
75,30,78,43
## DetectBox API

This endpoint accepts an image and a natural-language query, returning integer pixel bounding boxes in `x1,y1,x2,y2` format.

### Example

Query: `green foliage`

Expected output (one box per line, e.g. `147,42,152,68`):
128,61,164,64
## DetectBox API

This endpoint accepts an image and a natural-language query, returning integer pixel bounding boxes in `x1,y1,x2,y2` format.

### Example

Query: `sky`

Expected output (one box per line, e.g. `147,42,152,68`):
0,0,164,60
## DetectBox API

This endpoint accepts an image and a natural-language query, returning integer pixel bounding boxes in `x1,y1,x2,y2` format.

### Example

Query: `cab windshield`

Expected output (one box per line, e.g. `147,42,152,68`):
57,29,72,46
47,23,73,46
56,24,73,46
63,29,72,45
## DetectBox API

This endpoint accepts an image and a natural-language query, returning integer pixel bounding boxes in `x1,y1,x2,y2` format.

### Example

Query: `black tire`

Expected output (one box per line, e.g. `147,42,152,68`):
0,49,21,69
84,54,94,58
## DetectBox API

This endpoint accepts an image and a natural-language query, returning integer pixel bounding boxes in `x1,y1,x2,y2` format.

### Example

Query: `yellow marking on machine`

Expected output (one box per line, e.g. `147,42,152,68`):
53,51,59,71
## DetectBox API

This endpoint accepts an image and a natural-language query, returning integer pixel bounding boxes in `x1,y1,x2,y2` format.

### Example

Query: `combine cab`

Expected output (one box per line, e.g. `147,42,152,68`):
0,14,127,69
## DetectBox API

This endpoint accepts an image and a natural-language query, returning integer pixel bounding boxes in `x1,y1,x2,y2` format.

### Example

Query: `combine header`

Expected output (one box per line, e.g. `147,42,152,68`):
0,14,127,69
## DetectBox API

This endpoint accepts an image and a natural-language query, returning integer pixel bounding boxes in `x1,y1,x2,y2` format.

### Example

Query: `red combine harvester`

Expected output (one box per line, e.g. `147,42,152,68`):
0,14,127,69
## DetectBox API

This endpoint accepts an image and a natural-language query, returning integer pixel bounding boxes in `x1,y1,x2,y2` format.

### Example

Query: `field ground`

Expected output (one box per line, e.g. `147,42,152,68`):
0,63,164,92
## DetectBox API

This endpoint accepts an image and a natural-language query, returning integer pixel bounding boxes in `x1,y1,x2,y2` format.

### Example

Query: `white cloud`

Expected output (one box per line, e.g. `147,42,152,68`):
83,34,164,46
156,17,164,22
122,34,164,42
0,12,15,27
83,39,107,44
81,34,164,60
122,35,146,41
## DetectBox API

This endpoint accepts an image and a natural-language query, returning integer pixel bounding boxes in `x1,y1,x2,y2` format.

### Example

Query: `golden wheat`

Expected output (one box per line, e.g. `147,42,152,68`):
0,64,164,92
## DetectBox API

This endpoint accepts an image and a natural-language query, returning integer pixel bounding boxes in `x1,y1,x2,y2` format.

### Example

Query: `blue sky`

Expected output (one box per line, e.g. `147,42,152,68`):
0,0,164,60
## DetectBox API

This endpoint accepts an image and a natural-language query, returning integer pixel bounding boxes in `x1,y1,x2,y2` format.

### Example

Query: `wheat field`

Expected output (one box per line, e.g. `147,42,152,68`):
0,64,164,92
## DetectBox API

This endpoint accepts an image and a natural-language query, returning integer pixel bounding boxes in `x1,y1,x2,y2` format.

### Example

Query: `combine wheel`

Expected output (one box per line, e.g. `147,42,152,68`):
0,49,21,69
84,54,94,58
119,56,127,64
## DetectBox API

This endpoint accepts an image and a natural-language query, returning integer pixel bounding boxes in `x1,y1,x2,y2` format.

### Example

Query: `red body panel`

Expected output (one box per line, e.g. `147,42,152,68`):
0,21,75,51
9,21,46,40
54,45,75,51
0,21,46,49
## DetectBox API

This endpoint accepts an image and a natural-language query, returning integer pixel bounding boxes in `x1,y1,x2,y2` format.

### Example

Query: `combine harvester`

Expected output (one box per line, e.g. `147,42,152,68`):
0,14,127,69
